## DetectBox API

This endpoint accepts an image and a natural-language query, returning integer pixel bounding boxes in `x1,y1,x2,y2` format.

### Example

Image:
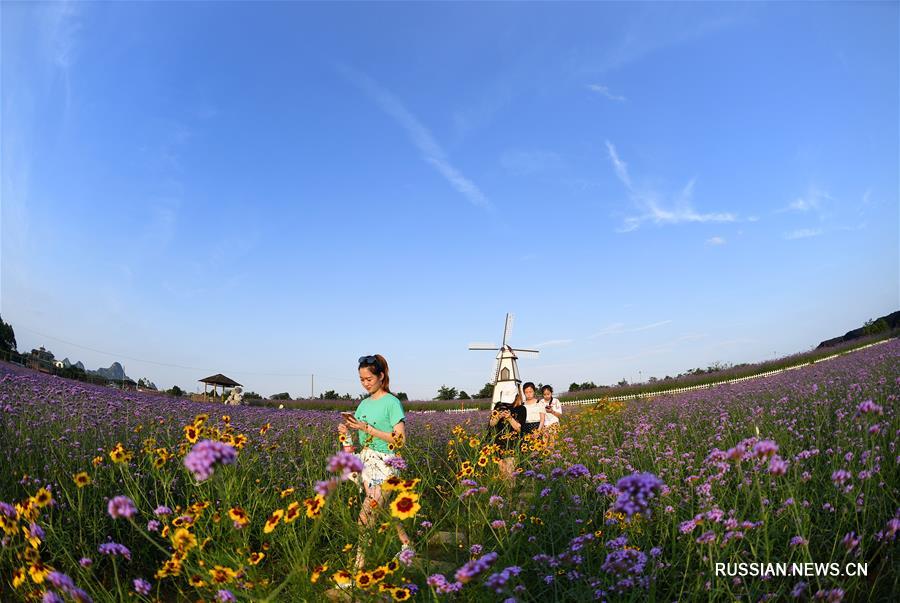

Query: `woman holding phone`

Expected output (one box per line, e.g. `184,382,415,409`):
337,354,413,569
539,384,562,442
489,389,526,482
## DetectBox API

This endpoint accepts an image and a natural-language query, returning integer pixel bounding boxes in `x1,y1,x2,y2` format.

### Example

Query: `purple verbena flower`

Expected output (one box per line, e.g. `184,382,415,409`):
133,578,151,595
107,495,137,520
183,439,237,482
613,472,664,518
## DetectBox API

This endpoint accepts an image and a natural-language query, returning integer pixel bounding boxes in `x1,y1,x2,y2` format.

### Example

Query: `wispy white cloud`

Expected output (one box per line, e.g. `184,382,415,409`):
706,236,726,246
778,187,833,214
575,8,749,76
589,320,672,338
587,84,627,102
605,141,736,231
784,228,823,240
339,65,492,211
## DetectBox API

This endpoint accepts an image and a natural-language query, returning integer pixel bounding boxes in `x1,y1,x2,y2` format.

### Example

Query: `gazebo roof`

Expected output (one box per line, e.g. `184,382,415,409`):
199,374,242,387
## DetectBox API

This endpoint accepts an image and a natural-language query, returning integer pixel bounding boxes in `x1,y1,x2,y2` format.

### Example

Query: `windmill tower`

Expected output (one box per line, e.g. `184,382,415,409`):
469,313,539,405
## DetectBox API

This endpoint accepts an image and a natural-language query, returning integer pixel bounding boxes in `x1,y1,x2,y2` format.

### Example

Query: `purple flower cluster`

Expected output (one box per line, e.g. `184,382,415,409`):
398,547,416,566
753,439,779,458
385,455,408,470
455,551,499,584
327,450,364,479
132,578,151,595
98,541,131,560
485,566,522,594
565,463,591,478
216,590,237,603
46,572,92,603
183,439,237,482
613,472,664,518
602,547,648,576
107,495,137,520
153,505,172,517
427,573,463,594
856,400,883,415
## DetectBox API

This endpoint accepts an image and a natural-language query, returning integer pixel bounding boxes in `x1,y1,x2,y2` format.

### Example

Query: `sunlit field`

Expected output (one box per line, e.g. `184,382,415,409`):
1,341,897,602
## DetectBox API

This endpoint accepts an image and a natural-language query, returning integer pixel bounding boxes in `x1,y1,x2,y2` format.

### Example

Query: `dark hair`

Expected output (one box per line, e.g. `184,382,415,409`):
541,385,554,394
358,354,391,393
522,382,536,392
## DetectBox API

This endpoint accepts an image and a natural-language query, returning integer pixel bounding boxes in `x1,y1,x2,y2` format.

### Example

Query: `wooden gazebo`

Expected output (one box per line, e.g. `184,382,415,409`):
198,374,242,402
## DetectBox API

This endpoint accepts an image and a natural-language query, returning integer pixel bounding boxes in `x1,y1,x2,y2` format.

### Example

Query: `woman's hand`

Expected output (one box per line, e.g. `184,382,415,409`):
344,415,370,434
337,423,348,435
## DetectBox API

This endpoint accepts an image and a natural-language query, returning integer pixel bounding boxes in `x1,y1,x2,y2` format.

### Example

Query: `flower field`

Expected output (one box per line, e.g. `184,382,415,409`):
0,341,898,602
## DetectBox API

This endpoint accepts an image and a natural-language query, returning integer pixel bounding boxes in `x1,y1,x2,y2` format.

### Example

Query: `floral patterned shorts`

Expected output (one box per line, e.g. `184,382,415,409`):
354,447,396,490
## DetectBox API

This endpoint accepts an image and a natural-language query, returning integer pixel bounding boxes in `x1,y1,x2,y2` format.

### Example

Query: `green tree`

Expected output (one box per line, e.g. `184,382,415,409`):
270,392,292,401
243,391,262,400
395,392,409,401
475,383,494,399
319,390,339,400
166,385,185,397
569,382,581,392
864,318,889,335
434,385,458,400
457,390,470,400
0,316,16,353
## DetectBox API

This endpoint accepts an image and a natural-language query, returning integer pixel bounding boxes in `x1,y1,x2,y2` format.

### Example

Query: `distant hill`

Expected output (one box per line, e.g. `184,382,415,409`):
88,362,130,382
817,311,900,348
61,358,85,371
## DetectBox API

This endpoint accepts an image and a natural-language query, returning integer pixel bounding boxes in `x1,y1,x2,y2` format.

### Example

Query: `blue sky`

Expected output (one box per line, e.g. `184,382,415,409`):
3,2,897,399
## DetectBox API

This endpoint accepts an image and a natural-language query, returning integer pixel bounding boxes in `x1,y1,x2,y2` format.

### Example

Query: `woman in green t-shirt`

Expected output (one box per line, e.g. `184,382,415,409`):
337,354,413,570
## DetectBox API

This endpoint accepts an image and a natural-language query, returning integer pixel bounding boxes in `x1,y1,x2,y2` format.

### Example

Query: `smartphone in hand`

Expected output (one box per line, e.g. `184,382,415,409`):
340,411,355,422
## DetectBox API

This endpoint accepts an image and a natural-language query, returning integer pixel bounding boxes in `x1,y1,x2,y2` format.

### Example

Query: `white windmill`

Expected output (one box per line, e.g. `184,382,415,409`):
469,313,539,405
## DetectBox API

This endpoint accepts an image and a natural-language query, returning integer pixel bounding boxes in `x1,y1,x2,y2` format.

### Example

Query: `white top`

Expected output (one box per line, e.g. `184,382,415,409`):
543,398,562,427
523,401,544,424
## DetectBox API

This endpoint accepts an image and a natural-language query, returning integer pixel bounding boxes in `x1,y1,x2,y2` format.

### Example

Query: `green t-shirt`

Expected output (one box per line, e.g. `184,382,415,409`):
354,393,406,454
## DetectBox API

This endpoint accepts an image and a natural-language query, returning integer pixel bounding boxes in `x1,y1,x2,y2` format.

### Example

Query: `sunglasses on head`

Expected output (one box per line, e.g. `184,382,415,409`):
358,355,381,369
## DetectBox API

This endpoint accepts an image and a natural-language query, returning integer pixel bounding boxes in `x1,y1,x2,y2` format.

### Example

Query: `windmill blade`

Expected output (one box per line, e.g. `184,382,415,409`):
469,343,499,350
502,313,514,347
513,349,540,357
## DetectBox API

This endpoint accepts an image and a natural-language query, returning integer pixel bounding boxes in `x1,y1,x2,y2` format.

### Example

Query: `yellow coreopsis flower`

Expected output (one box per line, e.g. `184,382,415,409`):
171,528,197,553
209,565,238,583
279,487,295,498
248,551,265,565
189,574,207,588
263,509,284,533
28,560,52,583
109,443,132,464
73,472,92,488
12,567,26,588
228,507,250,527
304,495,325,519
32,487,52,508
183,425,200,444
284,502,301,523
389,492,421,520
310,563,327,583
